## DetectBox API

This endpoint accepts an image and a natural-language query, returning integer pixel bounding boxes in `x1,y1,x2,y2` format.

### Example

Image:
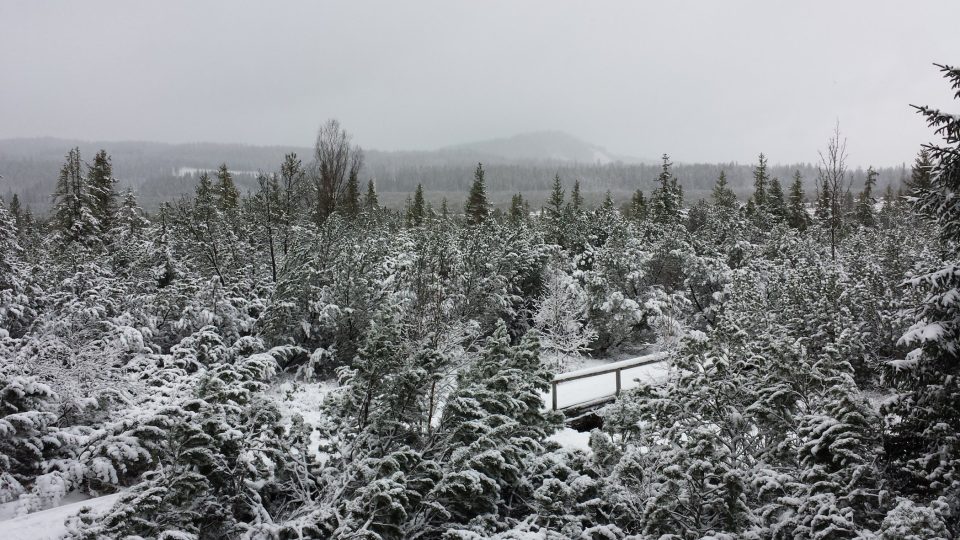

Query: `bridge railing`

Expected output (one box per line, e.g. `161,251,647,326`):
550,353,667,411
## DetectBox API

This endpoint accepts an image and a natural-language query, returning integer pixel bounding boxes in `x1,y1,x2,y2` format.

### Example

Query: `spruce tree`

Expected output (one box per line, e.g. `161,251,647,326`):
214,163,239,212
906,149,934,196
570,179,583,211
711,170,737,212
464,162,489,225
87,149,117,235
509,192,527,225
787,171,811,230
407,184,426,226
767,177,787,221
342,167,361,218
629,189,648,221
752,153,769,211
651,154,682,223
885,64,960,517
547,173,565,218
855,167,878,227
8,194,23,231
50,147,97,246
364,179,379,211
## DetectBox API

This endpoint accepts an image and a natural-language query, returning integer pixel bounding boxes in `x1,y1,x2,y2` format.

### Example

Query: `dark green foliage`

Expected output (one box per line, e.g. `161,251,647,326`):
712,170,737,212
855,167,878,227
768,177,787,221
883,65,960,534
364,178,379,211
407,184,426,226
464,162,489,225
650,154,683,223
788,170,811,230
214,163,239,213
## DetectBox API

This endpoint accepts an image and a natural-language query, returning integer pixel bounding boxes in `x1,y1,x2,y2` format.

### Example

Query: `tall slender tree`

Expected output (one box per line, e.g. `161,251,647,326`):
855,167,878,227
464,163,489,225
787,171,811,230
342,166,361,218
215,164,239,213
364,179,379,212
87,149,117,235
650,154,682,223
767,177,787,222
407,184,426,226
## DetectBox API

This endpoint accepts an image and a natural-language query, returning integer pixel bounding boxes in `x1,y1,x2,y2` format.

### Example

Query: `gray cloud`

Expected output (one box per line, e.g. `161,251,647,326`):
1,0,957,166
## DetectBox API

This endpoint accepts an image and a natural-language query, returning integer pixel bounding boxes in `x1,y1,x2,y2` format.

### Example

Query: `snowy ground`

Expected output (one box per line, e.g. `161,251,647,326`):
546,352,671,410
266,377,338,462
547,427,592,452
0,493,120,540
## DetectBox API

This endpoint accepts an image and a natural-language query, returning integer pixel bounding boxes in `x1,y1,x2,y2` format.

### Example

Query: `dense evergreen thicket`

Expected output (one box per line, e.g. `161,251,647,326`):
1,66,959,539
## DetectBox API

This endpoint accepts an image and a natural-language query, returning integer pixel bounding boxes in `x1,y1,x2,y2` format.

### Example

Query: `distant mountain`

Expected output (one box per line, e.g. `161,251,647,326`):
439,131,640,165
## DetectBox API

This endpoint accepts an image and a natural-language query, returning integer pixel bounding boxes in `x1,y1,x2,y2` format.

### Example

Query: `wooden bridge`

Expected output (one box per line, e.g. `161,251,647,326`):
548,352,669,430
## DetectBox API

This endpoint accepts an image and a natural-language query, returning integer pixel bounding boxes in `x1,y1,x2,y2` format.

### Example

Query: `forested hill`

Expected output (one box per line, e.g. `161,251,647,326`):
1,135,907,211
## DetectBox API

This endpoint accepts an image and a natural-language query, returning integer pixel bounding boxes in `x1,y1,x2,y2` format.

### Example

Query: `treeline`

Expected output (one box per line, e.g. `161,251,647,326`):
1,137,907,211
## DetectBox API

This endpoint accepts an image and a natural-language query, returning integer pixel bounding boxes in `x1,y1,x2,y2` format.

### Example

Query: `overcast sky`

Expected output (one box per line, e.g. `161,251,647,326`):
1,1,957,166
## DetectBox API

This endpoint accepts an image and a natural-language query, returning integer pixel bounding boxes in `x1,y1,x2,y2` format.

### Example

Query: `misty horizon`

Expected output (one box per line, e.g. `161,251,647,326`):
2,1,959,167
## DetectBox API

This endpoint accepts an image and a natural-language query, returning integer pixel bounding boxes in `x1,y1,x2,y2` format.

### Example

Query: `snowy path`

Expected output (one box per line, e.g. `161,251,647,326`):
547,352,670,410
0,493,121,540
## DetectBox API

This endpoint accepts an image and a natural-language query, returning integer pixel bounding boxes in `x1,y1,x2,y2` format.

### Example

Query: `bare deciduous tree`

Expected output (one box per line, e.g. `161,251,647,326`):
817,122,852,260
313,119,364,223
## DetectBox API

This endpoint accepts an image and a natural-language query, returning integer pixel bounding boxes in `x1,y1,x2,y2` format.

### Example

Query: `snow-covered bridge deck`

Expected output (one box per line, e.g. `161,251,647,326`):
548,352,670,412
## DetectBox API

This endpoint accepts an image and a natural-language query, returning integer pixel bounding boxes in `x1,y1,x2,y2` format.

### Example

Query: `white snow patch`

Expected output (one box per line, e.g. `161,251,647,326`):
547,428,592,453
267,378,337,462
0,492,120,540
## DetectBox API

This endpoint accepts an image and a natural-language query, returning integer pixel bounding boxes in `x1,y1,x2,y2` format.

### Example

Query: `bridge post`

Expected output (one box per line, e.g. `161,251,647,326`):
615,369,621,396
551,381,558,410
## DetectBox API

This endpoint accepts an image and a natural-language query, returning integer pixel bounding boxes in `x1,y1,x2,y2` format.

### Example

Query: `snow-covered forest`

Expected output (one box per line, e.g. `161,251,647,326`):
1,65,959,539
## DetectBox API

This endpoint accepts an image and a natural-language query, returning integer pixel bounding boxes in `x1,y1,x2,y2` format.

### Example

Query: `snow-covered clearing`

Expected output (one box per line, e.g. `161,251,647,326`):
0,493,120,540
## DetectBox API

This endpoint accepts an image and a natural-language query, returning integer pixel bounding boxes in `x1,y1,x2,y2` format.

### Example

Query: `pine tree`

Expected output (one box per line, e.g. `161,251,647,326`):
752,153,769,211
509,192,528,225
628,189,647,221
87,149,117,236
364,179,379,211
570,179,583,212
8,194,22,229
885,65,960,524
815,182,832,222
650,154,682,223
767,177,787,222
464,163,489,225
115,189,149,234
214,164,239,212
787,171,811,230
407,184,426,226
712,170,737,212
545,174,567,244
342,168,361,218
905,149,934,197
440,197,449,220
855,167,878,227
50,147,98,247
